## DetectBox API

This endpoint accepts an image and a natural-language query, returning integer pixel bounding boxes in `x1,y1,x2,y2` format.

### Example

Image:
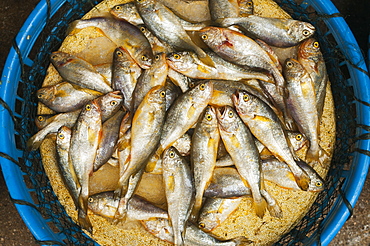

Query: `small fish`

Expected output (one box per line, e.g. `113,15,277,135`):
93,110,126,171
209,0,239,21
164,78,182,111
283,58,327,165
190,106,220,222
238,0,254,16
162,147,195,246
142,218,250,246
219,15,315,47
69,100,102,232
56,126,79,208
138,25,175,54
167,69,191,93
198,197,243,232
132,53,168,111
135,0,215,67
69,17,153,69
199,27,286,95
50,51,113,93
297,38,328,118
34,114,55,129
88,192,168,220
232,90,311,191
112,47,141,111
166,51,273,83
216,106,267,218
37,81,103,112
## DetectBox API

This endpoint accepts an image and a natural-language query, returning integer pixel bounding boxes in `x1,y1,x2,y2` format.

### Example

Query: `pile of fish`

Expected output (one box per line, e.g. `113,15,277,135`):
29,0,331,244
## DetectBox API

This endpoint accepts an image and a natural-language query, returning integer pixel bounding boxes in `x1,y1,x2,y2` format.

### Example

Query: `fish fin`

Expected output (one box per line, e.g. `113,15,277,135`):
253,195,267,219
306,145,330,169
26,135,42,151
231,236,253,246
195,48,216,67
261,190,283,218
78,209,93,233
293,167,310,191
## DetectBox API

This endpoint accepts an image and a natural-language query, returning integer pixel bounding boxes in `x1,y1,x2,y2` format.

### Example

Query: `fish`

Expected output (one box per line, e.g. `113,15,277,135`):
216,106,267,218
238,0,254,16
112,46,141,111
162,147,195,246
69,100,102,232
167,69,191,93
37,81,103,112
232,90,311,191
138,25,175,54
151,81,213,170
34,114,55,129
166,51,273,83
88,192,168,220
93,110,127,171
134,0,215,67
132,53,168,111
94,63,113,82
56,126,79,208
157,0,211,23
283,58,327,165
142,218,250,246
116,85,167,211
209,0,239,22
94,91,124,122
199,27,286,97
172,133,191,156
50,51,113,93
198,197,243,232
297,38,328,118
111,3,207,31
164,78,182,111
219,15,316,47
69,17,153,69
190,106,220,222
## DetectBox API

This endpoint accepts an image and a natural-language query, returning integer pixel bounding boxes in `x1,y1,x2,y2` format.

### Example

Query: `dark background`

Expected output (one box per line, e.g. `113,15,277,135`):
0,0,369,245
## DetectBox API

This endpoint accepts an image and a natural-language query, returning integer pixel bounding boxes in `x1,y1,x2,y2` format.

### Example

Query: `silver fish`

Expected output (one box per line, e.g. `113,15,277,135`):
34,114,56,130
190,106,220,222
216,106,267,218
162,147,195,246
219,15,316,47
238,0,254,16
167,68,191,93
209,0,239,21
50,51,113,93
232,90,311,191
69,17,153,69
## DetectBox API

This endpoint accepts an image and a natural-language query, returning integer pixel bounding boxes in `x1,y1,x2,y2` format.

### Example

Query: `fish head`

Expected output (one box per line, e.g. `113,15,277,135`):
215,105,239,132
289,21,315,43
113,47,134,66
199,27,225,48
36,86,55,103
110,3,142,25
166,51,195,73
162,146,183,170
95,91,124,119
199,105,219,128
298,38,321,60
191,81,214,98
283,58,306,80
198,214,218,232
35,114,54,129
56,126,72,146
296,161,325,192
88,192,118,217
232,90,259,119
238,0,254,15
287,131,308,152
50,51,74,68
145,85,167,106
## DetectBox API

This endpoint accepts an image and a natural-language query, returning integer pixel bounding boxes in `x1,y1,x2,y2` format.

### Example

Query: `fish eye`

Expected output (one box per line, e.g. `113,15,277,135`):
315,181,323,187
295,134,303,141
199,83,206,91
302,29,310,36
286,61,294,68
50,54,58,60
88,197,94,203
140,26,146,32
116,50,123,56
155,55,160,61
199,222,205,229
189,81,196,88
228,110,234,118
173,53,181,60
141,55,149,61
37,93,43,98
313,41,319,48
85,104,92,111
205,113,212,121
160,91,166,98
37,116,45,122
243,94,249,102
114,5,121,11
201,34,208,40
110,100,118,106
169,150,175,158
58,133,65,140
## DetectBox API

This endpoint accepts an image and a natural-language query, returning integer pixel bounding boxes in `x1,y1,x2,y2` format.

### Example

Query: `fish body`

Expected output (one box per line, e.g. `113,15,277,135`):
216,106,267,218
112,47,141,111
70,17,153,69
283,58,326,165
164,78,182,111
162,147,195,246
69,100,102,232
167,69,191,93
219,15,315,47
298,38,328,118
135,0,214,67
37,82,103,112
166,51,273,82
209,0,239,21
198,197,242,232
199,27,285,92
56,126,79,207
50,51,113,93
190,106,220,222
232,90,311,191
132,53,169,111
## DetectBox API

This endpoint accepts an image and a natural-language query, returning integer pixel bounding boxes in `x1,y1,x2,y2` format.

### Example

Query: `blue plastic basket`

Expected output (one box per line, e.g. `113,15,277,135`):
0,0,369,245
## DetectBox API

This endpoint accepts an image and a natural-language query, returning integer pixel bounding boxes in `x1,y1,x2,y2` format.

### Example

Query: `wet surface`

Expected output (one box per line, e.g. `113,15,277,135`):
0,0,369,245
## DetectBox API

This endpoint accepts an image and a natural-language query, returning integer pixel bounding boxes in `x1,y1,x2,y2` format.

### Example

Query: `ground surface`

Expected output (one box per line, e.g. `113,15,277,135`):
0,0,369,245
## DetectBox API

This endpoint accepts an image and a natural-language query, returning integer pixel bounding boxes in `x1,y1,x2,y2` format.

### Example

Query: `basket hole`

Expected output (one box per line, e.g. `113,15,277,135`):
47,220,62,234
339,63,351,80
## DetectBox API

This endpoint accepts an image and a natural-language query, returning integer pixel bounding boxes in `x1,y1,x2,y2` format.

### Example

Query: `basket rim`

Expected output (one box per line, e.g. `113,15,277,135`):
0,0,369,245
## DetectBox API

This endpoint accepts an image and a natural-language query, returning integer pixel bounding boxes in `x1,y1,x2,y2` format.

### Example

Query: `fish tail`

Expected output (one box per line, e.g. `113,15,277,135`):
27,133,44,151
232,236,253,246
78,209,93,233
306,145,330,169
253,194,267,219
261,190,283,218
189,198,202,223
293,167,310,191
195,47,216,68
271,67,286,96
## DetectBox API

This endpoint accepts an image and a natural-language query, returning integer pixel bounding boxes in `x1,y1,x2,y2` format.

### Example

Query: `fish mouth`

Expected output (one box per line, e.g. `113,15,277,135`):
231,91,240,106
